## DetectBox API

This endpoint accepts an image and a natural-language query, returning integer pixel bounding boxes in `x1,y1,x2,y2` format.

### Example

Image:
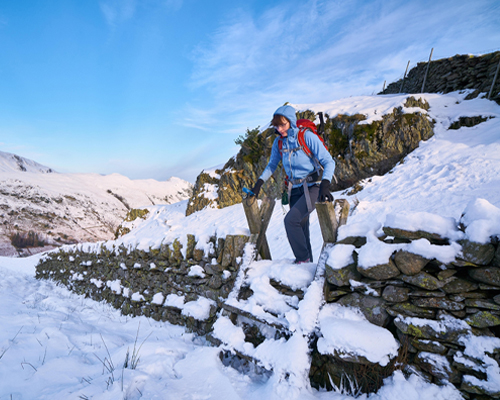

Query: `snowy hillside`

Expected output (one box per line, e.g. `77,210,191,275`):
0,150,55,173
0,152,192,256
0,90,499,399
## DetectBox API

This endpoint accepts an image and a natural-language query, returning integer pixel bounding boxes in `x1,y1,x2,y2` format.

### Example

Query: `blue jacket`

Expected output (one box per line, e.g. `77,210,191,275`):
259,105,335,188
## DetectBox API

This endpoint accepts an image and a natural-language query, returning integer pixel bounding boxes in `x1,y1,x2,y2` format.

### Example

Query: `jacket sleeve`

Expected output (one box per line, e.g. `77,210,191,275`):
303,130,335,182
258,137,282,182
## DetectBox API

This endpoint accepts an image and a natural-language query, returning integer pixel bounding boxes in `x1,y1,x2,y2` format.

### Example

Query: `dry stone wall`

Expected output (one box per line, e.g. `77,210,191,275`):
35,234,250,335
381,51,500,100
314,219,500,397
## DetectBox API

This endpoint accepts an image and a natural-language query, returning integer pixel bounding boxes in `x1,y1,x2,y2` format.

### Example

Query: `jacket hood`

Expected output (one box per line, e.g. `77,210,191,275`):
274,105,298,131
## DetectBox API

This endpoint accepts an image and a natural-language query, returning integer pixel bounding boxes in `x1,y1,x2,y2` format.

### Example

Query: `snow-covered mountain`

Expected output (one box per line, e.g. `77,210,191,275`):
0,151,192,256
0,150,55,173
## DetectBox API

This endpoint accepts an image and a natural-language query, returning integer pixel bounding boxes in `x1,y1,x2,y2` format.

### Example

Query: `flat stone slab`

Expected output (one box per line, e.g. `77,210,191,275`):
395,315,470,343
401,272,444,290
469,267,500,287
466,311,500,328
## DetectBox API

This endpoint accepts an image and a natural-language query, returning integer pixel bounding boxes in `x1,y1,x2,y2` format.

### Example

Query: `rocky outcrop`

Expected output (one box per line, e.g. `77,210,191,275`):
328,99,434,191
381,51,500,102
186,126,285,216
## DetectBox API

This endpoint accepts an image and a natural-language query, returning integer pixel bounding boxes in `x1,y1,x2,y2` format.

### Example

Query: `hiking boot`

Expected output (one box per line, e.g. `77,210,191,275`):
294,258,310,264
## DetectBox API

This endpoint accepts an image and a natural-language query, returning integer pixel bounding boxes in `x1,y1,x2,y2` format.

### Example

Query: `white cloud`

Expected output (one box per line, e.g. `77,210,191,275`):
186,0,500,137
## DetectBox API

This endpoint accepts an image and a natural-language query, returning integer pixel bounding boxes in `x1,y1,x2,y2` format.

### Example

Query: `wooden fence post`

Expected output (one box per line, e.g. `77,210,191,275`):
315,199,350,244
421,48,434,93
399,60,410,93
242,196,274,260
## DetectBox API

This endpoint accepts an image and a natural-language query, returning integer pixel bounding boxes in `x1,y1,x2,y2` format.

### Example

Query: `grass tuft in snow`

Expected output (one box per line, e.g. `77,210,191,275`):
123,322,151,370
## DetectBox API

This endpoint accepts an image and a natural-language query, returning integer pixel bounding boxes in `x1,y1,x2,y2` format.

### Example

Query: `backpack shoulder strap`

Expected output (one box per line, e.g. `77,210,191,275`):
297,129,312,158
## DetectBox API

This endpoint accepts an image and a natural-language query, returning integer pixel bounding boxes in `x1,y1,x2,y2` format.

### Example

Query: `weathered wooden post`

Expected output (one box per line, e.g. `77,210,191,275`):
242,196,274,260
315,199,350,244
399,60,410,93
421,48,434,93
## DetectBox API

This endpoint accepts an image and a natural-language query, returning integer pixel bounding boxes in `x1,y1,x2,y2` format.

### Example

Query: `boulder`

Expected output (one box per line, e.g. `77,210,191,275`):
336,236,367,248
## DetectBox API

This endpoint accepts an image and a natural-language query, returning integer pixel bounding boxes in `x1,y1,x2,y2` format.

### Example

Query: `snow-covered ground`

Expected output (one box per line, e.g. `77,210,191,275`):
1,91,499,399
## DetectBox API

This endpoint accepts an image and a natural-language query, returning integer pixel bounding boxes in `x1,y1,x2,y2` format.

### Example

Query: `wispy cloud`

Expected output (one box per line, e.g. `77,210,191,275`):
187,0,500,135
164,0,183,12
100,0,137,28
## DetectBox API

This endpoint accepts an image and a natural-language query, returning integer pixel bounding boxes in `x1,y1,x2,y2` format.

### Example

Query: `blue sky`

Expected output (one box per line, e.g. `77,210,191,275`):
0,0,499,183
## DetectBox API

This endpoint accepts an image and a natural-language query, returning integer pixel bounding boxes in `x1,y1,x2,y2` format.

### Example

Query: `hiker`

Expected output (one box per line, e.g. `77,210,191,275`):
250,105,335,264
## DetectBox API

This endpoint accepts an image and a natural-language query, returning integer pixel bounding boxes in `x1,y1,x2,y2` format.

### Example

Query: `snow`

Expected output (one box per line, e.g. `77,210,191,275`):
358,234,404,269
181,297,216,321
3,91,500,399
455,333,500,394
188,265,206,277
384,212,463,241
317,304,398,367
326,244,355,270
460,198,500,243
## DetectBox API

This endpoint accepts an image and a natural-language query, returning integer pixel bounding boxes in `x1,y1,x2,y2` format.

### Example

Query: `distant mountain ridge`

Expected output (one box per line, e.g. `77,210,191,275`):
0,151,193,256
0,150,55,173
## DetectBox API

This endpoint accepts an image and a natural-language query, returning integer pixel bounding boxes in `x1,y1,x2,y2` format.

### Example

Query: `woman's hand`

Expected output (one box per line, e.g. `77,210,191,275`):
319,179,333,202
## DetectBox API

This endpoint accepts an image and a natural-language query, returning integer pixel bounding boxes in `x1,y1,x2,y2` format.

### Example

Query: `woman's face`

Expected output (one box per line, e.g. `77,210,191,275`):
275,119,290,137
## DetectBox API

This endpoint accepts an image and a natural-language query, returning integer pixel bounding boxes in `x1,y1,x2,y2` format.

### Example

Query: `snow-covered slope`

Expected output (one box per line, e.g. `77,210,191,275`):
0,152,193,256
0,91,499,399
0,150,55,173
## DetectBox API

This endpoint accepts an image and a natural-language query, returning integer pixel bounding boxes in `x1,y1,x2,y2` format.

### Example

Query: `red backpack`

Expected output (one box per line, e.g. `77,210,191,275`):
277,119,328,158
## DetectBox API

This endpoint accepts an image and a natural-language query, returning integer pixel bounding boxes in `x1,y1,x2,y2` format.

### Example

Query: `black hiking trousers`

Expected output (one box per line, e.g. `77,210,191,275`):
284,184,320,263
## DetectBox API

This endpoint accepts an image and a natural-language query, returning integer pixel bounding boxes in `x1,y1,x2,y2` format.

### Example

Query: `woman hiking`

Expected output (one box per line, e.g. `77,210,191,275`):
249,105,335,264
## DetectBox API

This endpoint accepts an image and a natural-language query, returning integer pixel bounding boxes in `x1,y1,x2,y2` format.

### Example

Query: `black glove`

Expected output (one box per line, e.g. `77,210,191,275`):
251,179,264,197
319,179,333,202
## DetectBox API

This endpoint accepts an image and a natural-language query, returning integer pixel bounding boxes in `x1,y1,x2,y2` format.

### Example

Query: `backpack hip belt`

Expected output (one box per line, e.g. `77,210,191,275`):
286,170,321,214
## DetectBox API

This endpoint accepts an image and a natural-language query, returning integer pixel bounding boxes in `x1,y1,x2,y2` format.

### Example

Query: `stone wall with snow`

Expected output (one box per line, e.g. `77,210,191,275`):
381,51,500,100
35,233,250,335
315,199,500,397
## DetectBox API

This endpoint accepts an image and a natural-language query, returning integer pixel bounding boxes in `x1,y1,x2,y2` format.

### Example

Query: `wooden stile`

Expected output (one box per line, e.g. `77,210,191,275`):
315,199,350,244
242,196,274,260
